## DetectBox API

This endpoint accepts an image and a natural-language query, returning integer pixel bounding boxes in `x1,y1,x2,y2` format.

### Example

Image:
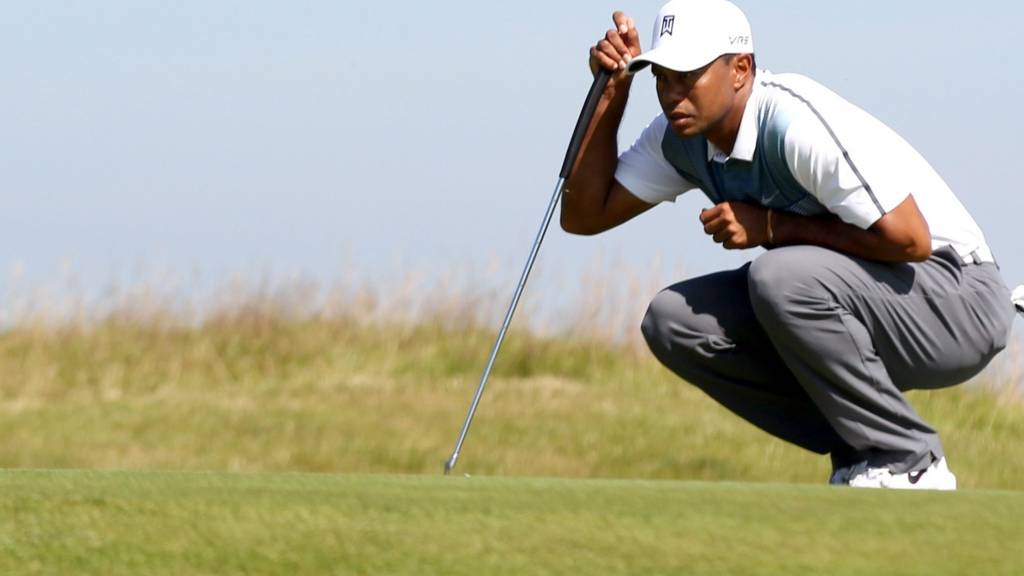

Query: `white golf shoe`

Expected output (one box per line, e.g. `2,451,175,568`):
1013,284,1024,315
847,457,957,491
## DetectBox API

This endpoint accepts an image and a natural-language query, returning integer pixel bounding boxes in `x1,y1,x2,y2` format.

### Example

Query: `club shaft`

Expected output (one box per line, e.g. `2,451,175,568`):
443,70,610,475
444,177,566,475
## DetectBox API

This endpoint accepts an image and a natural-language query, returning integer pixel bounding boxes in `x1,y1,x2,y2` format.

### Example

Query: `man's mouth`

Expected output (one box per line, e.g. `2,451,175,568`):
670,113,694,128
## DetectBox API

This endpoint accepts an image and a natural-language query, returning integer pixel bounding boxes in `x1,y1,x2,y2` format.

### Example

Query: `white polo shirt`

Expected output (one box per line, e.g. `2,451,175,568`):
615,69,995,264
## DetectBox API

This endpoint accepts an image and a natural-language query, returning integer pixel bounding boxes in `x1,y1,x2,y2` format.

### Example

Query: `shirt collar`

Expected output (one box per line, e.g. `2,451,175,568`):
706,76,761,163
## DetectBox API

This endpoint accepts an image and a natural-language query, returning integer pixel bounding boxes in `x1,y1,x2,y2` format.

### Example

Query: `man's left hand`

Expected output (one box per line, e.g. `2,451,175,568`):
700,202,769,249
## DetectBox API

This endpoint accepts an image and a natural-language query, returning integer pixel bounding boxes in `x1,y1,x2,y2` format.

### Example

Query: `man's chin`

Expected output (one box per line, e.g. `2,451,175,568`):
670,125,701,138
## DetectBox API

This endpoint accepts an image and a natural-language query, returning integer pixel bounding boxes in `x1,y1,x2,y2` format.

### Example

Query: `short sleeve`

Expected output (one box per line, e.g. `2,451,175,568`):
783,111,908,230
762,72,987,260
614,114,697,204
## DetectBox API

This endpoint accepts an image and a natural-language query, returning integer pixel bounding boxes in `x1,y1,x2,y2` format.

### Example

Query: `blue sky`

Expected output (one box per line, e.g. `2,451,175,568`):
2,1,1022,334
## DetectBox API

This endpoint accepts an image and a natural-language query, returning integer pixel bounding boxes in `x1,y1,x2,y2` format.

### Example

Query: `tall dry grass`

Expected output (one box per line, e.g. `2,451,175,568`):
1,258,1022,487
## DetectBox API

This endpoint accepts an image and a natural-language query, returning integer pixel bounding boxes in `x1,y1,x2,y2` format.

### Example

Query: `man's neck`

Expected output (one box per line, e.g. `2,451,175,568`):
706,84,753,157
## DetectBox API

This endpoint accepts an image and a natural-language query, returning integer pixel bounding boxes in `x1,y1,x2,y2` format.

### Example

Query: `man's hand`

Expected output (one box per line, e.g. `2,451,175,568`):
562,11,654,236
699,196,932,262
589,12,642,84
700,202,770,250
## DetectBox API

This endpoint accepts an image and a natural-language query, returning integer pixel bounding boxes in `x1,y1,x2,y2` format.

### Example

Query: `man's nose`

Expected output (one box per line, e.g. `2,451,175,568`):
664,81,691,103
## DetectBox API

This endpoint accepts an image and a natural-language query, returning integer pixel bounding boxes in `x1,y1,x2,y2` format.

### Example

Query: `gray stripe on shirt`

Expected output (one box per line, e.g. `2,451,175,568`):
761,80,887,218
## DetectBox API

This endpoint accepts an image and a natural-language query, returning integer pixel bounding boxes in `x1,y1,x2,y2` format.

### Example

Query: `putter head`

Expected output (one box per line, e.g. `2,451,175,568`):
443,456,456,476
1014,285,1024,316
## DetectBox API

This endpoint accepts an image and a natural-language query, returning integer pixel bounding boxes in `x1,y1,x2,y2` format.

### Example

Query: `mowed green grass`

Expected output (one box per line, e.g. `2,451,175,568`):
1,312,1023,573
1,469,1021,575
1,317,1023,487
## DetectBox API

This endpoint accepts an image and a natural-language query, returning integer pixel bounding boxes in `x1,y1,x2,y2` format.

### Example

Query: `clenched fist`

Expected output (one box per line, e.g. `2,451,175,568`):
700,202,771,250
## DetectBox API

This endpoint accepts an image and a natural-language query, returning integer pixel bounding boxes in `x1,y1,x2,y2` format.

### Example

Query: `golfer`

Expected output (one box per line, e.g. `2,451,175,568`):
563,0,1017,489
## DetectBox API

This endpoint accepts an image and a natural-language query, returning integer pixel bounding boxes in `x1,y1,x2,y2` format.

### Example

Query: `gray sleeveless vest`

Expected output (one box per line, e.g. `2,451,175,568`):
660,102,829,216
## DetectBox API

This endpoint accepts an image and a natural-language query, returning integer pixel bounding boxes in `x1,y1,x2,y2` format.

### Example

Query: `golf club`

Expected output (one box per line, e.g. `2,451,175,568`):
443,69,613,475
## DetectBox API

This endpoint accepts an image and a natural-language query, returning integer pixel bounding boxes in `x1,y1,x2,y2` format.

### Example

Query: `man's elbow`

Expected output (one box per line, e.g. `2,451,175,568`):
560,214,602,236
899,232,932,262
882,195,932,262
871,204,932,262
906,240,932,262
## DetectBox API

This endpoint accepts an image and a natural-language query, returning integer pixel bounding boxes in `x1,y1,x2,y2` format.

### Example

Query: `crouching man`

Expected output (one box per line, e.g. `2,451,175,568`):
563,0,1018,489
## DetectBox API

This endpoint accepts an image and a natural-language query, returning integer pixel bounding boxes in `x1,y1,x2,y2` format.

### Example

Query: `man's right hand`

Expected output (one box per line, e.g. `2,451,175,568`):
589,11,642,85
561,11,654,236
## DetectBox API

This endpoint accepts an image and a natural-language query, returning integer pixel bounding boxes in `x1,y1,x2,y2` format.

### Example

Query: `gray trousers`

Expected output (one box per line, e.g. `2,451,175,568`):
641,245,1015,474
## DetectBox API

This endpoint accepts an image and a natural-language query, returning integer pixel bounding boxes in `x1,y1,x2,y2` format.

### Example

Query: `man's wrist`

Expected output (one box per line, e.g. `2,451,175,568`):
601,74,633,103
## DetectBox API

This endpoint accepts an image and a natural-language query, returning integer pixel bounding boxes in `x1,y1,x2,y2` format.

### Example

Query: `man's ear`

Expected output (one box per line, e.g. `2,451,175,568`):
731,54,753,89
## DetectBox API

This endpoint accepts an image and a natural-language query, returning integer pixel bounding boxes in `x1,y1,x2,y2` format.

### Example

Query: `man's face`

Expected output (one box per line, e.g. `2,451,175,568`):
654,56,737,138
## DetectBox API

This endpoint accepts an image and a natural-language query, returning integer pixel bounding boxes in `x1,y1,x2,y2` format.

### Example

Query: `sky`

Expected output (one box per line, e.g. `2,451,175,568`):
2,1,1022,337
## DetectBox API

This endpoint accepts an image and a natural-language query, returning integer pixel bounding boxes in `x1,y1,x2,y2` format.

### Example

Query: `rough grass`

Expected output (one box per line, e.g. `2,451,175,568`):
1,289,1022,574
1,470,1022,575
1,313,1022,489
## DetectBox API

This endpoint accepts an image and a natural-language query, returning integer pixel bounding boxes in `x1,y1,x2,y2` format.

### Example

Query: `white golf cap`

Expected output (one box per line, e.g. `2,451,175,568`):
627,0,754,74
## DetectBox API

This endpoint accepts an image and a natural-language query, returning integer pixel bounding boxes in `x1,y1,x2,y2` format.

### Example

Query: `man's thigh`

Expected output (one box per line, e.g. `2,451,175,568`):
648,264,767,354
750,245,1013,390
644,264,797,394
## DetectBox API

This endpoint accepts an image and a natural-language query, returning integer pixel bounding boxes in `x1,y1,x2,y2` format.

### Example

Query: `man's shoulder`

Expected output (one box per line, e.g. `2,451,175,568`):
756,71,823,92
755,71,850,117
754,70,876,146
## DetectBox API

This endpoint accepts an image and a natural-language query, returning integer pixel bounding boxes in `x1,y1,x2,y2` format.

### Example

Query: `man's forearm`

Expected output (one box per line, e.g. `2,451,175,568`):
561,79,631,229
771,209,931,263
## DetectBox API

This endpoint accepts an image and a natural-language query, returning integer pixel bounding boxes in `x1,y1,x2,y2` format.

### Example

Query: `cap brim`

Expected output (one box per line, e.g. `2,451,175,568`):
627,47,717,74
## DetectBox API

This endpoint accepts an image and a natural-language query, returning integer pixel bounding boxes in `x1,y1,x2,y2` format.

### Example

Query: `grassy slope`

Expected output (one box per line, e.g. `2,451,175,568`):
1,470,1022,575
1,318,1023,488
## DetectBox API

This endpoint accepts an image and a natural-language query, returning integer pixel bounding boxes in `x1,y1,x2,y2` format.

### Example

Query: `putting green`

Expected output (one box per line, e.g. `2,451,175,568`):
1,470,1021,575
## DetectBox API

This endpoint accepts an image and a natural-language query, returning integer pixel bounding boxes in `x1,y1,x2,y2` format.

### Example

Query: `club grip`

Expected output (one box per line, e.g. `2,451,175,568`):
558,69,613,179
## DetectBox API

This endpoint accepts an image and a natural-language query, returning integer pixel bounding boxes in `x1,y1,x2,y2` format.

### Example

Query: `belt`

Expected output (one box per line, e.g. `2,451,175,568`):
962,245,996,266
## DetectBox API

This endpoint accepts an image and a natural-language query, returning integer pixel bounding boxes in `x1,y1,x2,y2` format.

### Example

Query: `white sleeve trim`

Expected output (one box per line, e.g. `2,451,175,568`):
614,115,697,205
